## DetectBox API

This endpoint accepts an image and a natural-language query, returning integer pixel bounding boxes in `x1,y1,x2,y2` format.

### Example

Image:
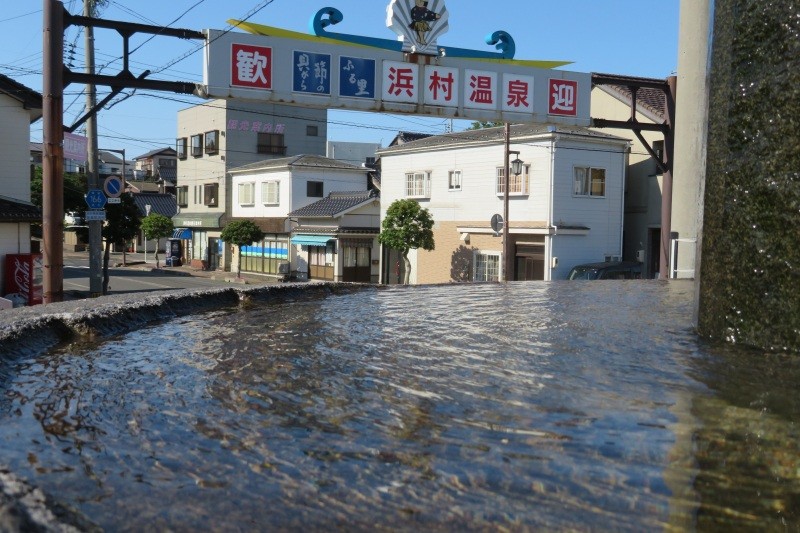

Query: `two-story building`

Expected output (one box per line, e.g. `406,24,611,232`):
0,74,42,299
132,147,177,182
228,154,372,279
288,189,380,283
173,99,327,271
377,124,630,283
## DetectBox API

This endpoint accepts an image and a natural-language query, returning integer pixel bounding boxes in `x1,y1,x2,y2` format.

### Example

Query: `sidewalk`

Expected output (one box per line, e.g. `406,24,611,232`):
65,250,281,286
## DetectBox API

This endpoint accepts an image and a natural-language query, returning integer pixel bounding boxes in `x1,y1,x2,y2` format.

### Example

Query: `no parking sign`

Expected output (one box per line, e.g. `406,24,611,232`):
104,175,123,198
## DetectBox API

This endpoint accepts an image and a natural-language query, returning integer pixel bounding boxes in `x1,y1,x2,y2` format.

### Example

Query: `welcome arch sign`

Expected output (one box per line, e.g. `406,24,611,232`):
200,1,591,126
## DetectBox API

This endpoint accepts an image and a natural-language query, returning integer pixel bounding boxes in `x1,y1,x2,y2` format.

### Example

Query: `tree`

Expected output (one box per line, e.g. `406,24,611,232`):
101,193,141,294
140,213,174,268
220,219,264,278
378,199,435,284
30,167,87,214
467,121,504,130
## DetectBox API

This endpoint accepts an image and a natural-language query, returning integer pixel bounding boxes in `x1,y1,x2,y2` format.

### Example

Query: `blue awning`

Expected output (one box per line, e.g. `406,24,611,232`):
290,235,334,246
172,228,192,239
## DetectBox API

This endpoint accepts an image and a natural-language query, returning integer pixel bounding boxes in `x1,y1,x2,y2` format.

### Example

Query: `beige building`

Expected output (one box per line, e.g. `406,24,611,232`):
591,80,668,279
174,99,327,270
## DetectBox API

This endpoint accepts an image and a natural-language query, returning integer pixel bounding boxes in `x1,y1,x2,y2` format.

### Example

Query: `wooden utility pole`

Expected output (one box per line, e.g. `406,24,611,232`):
42,0,65,303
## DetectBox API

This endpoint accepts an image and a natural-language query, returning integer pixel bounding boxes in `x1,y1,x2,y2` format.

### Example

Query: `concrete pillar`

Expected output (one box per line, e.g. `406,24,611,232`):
697,0,800,351
671,0,712,281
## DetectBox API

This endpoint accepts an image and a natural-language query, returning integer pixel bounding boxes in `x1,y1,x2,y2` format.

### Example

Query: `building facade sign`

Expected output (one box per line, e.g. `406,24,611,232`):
201,1,590,125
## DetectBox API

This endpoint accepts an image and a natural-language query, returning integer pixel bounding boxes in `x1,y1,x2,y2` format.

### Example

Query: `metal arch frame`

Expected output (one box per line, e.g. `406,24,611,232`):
590,74,677,280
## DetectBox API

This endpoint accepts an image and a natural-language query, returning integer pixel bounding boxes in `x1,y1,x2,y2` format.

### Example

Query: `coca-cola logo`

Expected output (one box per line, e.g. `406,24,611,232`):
12,257,31,302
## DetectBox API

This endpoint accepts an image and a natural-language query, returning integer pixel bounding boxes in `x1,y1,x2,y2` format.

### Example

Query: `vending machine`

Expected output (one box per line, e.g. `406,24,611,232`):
4,253,43,306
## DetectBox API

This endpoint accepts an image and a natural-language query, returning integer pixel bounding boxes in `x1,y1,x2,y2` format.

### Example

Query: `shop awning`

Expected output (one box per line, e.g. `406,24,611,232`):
290,235,334,246
172,228,192,239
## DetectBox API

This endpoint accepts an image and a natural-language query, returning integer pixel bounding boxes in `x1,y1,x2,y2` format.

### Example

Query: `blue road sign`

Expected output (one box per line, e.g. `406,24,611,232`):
104,175,123,197
85,189,107,209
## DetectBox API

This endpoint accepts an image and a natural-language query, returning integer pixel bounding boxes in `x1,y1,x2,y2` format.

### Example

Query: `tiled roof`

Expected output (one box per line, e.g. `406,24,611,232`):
157,166,177,181
132,192,177,218
0,195,41,222
292,225,379,235
0,74,43,113
388,131,434,146
134,147,177,160
378,124,627,154
593,73,667,121
289,189,379,218
228,154,370,174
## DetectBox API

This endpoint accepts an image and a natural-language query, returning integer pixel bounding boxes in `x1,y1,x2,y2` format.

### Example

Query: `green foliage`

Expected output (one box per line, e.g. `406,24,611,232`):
140,213,174,241
379,199,435,254
30,166,88,213
221,219,265,248
102,193,141,245
467,121,504,130
221,219,265,277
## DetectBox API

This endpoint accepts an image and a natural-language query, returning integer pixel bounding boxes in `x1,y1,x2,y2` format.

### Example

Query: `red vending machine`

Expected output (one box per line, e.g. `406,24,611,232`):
4,253,43,306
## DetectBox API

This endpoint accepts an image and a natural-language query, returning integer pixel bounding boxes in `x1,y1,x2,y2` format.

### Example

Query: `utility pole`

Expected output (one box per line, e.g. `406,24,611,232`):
42,0,65,303
85,0,103,296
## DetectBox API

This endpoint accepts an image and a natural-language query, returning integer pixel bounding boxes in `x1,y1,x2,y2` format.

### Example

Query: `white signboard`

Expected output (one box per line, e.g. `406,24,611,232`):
200,29,591,126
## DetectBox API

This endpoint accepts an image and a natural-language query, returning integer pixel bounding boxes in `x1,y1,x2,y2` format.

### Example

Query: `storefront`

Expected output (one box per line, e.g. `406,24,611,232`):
172,213,223,270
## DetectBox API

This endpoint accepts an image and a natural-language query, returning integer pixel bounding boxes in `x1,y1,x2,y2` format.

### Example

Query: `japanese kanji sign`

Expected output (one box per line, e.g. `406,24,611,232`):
203,30,590,126
231,43,272,89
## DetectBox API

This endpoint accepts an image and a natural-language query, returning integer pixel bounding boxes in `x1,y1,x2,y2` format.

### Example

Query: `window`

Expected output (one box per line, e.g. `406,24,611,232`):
496,165,529,195
238,182,255,205
405,172,431,198
176,137,187,159
262,181,280,205
203,183,218,207
448,170,462,191
574,167,606,197
257,132,286,155
307,181,324,198
190,134,203,157
205,130,219,154
474,252,500,282
365,157,376,167
306,125,318,136
177,186,188,208
161,158,176,168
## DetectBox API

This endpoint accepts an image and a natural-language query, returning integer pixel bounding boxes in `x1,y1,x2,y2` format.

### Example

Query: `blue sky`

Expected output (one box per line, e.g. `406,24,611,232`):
1,0,679,158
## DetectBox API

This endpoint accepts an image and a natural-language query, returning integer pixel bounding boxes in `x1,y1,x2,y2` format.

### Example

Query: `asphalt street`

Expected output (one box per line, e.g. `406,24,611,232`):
62,251,274,299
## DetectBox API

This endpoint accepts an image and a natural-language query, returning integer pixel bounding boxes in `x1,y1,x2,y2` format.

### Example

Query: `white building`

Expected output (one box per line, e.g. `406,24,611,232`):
377,124,630,283
0,75,42,300
228,155,372,279
174,99,327,270
326,140,381,168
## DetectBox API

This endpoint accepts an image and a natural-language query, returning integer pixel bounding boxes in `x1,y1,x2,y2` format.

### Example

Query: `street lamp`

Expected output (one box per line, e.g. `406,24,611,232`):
143,204,151,263
502,123,524,282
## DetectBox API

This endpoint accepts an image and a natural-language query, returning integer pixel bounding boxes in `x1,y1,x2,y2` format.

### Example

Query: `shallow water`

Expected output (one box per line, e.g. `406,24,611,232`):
0,281,798,530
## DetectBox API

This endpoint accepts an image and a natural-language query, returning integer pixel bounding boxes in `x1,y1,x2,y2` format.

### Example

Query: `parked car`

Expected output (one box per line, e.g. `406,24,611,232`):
64,211,83,226
567,261,642,280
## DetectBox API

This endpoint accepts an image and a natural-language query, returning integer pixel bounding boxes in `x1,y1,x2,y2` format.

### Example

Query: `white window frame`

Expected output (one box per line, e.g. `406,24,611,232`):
573,166,607,197
473,251,501,282
495,165,530,195
405,171,431,198
448,170,462,191
238,182,255,206
261,181,280,205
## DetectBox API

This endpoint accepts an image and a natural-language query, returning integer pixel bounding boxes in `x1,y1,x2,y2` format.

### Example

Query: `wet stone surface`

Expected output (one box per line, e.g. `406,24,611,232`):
1,281,798,530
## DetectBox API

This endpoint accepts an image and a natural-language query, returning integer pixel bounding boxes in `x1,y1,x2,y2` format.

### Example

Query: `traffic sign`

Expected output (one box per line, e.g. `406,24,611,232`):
85,189,107,209
107,197,121,204
104,175,123,198
85,210,106,222
491,213,504,233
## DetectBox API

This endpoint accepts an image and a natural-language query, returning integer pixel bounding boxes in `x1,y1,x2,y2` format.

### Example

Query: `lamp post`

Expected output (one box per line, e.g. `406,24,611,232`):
143,204,151,263
502,123,524,282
